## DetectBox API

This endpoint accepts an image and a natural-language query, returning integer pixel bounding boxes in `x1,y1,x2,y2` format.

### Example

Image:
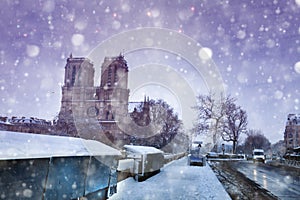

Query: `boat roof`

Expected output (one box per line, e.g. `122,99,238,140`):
124,145,163,155
0,131,121,160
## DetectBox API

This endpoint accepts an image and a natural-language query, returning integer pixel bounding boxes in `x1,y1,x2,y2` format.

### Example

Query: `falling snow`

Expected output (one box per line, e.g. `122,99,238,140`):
198,47,213,61
294,61,300,74
26,45,40,58
71,34,85,46
0,0,299,145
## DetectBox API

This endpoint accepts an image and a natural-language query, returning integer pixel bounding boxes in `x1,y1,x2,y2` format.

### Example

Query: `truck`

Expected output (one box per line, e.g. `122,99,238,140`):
253,149,265,163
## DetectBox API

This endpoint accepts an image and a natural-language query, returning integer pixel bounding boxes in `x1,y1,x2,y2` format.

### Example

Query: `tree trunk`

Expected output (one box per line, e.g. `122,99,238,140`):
232,140,236,154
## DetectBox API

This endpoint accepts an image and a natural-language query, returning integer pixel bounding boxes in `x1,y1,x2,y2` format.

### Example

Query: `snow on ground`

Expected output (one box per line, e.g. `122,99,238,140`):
110,157,231,200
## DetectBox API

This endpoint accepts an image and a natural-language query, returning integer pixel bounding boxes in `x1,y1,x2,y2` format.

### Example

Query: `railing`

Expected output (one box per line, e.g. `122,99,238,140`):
284,154,300,168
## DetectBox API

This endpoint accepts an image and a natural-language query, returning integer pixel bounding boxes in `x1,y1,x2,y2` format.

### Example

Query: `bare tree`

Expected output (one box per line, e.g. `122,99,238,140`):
243,129,271,154
271,140,285,157
222,96,248,154
193,93,248,153
130,99,183,149
149,99,183,147
193,92,226,149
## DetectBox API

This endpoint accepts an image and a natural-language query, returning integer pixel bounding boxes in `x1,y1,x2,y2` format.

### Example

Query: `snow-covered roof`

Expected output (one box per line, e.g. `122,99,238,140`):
294,146,300,152
253,149,264,152
0,131,121,160
192,141,203,144
124,145,163,155
0,120,11,125
5,117,51,125
287,114,300,125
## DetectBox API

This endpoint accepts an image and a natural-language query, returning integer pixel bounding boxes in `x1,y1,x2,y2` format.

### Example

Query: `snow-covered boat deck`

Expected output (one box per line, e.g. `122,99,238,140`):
0,130,121,160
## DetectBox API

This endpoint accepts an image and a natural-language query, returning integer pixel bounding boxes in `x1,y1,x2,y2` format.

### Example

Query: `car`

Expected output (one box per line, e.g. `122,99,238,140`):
188,141,206,166
188,149,206,166
246,154,253,160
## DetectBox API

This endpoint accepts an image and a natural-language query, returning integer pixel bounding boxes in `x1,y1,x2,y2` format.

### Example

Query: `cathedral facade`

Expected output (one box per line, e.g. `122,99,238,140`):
56,54,149,148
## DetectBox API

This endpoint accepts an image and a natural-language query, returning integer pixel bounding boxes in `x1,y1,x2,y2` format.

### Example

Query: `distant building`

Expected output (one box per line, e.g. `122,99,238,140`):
0,116,53,134
284,114,300,152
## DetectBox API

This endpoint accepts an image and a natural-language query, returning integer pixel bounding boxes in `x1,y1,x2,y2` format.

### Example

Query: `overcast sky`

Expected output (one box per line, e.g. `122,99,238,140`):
1,0,300,143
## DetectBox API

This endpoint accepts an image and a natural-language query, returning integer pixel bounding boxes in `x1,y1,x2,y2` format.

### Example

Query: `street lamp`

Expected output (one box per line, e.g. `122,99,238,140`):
222,143,225,155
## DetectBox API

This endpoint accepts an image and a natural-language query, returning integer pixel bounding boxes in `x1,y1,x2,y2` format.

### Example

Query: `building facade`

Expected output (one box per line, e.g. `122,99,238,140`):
284,114,300,152
0,116,53,134
56,54,149,148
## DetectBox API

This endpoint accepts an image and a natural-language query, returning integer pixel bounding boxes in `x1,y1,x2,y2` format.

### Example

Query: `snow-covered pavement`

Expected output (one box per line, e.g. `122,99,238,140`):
110,157,231,200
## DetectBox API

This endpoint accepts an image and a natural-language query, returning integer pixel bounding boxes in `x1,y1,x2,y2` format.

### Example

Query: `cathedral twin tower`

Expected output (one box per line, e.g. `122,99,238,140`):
56,54,138,146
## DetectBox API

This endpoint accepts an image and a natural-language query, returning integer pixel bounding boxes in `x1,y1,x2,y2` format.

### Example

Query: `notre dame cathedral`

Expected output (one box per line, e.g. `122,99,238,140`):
55,54,151,148
0,53,188,152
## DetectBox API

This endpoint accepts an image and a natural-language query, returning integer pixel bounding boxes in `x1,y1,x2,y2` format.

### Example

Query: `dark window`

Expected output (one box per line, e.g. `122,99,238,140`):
114,65,118,83
71,66,76,86
106,111,110,120
107,66,112,86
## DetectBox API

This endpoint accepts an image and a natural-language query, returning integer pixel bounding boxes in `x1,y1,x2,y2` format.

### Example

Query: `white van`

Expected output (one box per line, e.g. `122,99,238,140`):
253,149,265,163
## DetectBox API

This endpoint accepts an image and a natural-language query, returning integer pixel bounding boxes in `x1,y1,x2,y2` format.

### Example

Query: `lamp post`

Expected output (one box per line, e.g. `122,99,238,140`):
222,143,225,155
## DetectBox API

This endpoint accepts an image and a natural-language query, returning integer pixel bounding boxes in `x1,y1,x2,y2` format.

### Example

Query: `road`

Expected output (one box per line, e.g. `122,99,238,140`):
230,161,300,199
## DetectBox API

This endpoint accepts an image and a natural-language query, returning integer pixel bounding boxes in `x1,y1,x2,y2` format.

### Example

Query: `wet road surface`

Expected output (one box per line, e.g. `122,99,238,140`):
230,161,300,199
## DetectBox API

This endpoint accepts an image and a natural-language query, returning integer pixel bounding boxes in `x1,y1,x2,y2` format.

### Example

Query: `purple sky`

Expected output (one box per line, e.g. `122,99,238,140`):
1,0,300,143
